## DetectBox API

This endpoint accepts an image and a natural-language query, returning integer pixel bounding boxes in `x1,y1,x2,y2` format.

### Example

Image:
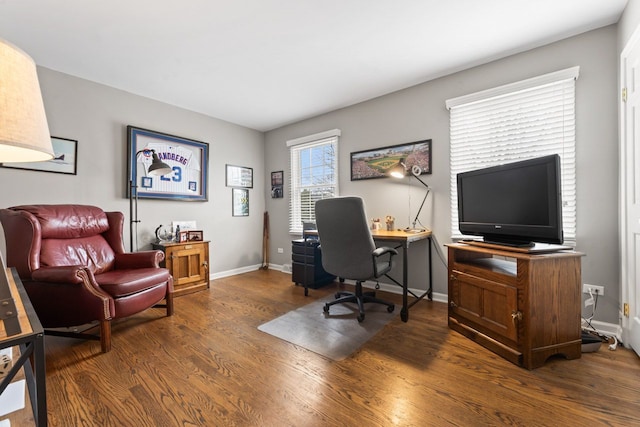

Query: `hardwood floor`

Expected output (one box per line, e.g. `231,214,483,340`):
12,270,640,426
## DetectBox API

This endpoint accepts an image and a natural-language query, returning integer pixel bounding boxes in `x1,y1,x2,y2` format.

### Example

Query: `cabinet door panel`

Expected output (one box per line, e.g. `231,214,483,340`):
451,272,518,342
170,247,205,286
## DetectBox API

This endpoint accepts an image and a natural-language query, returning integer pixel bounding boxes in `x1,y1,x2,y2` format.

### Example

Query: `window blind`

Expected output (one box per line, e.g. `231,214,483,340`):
446,67,579,244
288,130,340,234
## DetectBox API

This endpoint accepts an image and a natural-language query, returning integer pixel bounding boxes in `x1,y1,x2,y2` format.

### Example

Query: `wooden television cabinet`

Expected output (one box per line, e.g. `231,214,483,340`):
447,242,583,369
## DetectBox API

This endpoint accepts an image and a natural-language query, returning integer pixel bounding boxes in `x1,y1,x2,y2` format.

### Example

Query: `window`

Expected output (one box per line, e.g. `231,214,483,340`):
446,67,579,244
287,129,340,234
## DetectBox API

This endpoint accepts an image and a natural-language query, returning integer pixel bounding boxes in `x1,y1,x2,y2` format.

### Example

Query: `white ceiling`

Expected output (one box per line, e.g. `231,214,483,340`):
0,0,628,131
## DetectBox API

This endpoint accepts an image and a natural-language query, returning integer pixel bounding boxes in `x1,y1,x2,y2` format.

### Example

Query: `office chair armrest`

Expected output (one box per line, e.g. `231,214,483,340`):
373,246,398,258
372,246,398,277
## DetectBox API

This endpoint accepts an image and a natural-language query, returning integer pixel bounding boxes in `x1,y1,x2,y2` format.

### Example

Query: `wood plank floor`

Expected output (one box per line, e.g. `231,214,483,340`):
15,270,640,426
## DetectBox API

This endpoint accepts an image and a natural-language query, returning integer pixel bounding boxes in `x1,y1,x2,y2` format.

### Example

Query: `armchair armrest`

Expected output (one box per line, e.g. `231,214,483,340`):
114,250,165,269
31,265,89,284
372,246,398,278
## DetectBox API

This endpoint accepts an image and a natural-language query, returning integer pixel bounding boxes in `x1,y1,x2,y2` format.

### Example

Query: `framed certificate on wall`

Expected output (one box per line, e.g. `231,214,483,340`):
127,126,209,201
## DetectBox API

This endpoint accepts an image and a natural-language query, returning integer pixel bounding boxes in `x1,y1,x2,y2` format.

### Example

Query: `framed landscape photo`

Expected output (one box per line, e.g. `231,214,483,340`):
127,126,209,201
232,188,249,216
226,164,253,188
1,136,78,175
350,139,432,181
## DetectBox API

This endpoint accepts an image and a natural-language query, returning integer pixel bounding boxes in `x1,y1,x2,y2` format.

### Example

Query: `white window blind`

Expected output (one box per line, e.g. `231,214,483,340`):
288,130,340,234
446,67,579,244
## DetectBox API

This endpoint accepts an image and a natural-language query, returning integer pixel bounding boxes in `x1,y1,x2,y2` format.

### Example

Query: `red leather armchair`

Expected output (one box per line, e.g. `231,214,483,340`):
0,204,174,353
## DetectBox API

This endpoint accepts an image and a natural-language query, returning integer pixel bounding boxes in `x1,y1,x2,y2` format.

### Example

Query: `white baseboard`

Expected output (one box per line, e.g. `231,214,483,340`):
210,264,262,280
582,319,622,340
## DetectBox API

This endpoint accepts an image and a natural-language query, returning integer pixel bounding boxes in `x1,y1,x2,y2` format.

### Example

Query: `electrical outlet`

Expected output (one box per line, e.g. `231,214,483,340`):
582,284,605,296
277,247,284,254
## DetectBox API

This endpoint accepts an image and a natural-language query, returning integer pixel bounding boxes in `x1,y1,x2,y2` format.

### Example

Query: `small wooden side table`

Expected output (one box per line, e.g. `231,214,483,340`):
152,241,210,297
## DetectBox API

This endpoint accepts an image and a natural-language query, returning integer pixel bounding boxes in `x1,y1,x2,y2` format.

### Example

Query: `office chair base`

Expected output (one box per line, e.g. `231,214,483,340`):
324,282,395,323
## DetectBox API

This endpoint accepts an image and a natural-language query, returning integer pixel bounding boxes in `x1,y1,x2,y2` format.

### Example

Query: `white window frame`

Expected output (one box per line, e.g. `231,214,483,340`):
446,67,579,244
287,129,340,234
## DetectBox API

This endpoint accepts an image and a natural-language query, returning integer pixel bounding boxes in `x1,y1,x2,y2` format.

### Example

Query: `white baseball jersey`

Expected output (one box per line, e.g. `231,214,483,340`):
136,138,201,194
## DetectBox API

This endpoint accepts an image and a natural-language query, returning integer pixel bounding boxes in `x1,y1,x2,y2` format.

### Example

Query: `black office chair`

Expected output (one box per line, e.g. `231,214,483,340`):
314,196,397,322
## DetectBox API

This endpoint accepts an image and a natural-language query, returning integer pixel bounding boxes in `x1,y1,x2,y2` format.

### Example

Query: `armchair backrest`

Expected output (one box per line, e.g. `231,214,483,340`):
0,205,126,279
314,197,376,281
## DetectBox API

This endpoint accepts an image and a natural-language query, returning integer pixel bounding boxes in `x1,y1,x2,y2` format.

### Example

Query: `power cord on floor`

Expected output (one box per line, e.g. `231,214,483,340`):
581,289,618,350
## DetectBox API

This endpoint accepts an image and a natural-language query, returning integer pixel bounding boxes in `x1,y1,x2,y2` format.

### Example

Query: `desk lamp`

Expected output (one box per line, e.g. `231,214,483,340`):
129,150,172,251
389,158,430,233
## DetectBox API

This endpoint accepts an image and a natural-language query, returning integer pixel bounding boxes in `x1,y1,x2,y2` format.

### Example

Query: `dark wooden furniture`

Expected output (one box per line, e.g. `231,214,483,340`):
447,243,583,369
1,269,46,426
291,238,335,296
153,241,210,296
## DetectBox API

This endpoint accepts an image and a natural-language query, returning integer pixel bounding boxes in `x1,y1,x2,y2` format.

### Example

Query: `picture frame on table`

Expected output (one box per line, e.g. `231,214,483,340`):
127,126,209,201
1,136,78,175
226,164,253,188
350,139,432,181
187,230,203,241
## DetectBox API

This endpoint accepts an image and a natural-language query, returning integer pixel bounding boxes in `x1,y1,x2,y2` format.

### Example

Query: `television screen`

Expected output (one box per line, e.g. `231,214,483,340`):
457,154,563,246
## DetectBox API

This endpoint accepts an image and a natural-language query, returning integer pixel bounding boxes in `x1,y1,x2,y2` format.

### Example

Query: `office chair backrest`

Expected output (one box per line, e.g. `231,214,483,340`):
315,197,376,281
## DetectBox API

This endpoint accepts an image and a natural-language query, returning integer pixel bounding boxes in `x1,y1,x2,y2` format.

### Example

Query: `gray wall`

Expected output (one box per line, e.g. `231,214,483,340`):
0,68,266,277
264,25,620,324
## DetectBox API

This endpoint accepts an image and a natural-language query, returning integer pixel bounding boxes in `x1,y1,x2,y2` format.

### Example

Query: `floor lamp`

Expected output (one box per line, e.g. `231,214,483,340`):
0,39,55,329
390,159,430,233
129,150,172,252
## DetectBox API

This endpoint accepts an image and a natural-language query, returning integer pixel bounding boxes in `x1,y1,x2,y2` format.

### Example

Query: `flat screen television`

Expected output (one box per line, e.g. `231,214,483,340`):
457,154,563,247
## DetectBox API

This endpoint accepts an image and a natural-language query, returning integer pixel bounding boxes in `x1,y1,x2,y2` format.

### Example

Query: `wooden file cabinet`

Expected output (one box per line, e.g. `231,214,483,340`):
447,243,583,369
153,241,210,296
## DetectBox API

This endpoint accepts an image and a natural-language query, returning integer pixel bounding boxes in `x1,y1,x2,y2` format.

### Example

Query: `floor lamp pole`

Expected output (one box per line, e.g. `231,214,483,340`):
129,178,140,253
129,149,172,252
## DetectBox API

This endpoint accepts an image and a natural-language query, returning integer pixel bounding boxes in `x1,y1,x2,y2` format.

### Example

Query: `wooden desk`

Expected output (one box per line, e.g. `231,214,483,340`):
371,229,432,322
0,268,46,426
305,228,433,322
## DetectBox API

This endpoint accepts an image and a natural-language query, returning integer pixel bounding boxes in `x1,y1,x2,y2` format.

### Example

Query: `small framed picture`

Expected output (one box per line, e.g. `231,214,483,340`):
226,164,253,188
271,170,283,198
187,230,203,241
178,230,189,243
232,188,249,216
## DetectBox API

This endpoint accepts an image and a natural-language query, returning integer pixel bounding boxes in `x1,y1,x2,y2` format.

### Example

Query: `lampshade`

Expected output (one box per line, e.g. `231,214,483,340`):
147,151,172,176
0,39,54,162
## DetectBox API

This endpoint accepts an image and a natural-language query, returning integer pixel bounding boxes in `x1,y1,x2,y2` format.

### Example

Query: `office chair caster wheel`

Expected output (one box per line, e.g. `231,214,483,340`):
387,305,395,313
357,313,365,322
323,304,330,313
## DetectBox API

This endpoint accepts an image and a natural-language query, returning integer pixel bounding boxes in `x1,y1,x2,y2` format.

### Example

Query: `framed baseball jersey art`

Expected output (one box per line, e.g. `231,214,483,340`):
127,126,209,201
